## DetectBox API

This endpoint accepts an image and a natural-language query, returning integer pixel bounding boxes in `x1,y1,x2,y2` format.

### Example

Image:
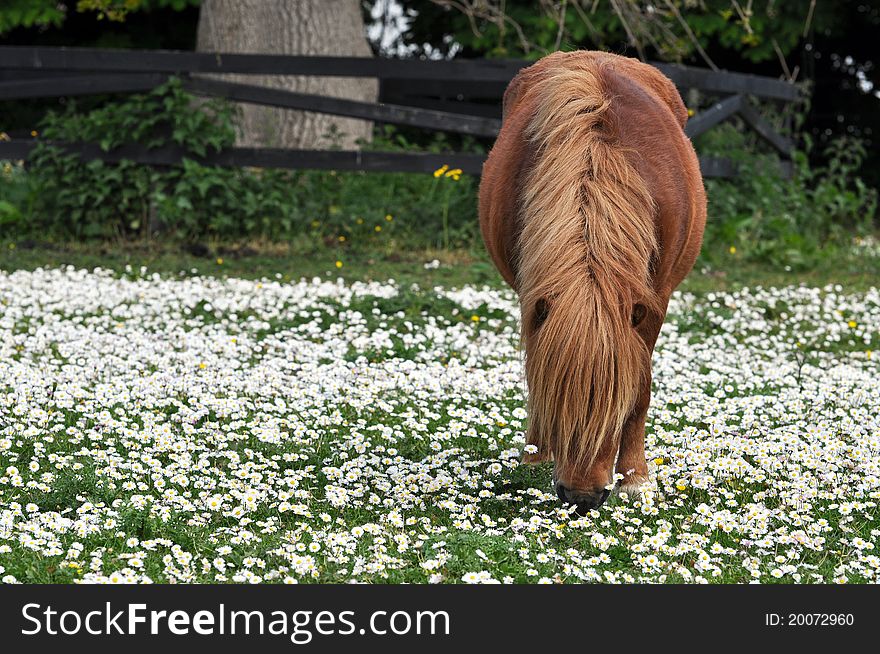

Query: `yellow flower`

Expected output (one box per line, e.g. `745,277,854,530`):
374,225,382,232
30,130,38,137
356,218,364,225
654,457,665,465
729,245,737,254
385,214,393,222
433,164,449,178
848,320,857,328
445,168,463,181
867,350,873,360
335,260,343,268
338,235,346,242
216,257,223,265
199,362,207,370
687,108,695,117
471,315,480,322
676,482,687,491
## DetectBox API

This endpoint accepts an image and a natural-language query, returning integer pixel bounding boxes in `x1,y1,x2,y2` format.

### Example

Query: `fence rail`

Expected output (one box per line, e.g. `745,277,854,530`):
0,138,750,178
0,46,525,80
0,46,802,178
0,139,489,175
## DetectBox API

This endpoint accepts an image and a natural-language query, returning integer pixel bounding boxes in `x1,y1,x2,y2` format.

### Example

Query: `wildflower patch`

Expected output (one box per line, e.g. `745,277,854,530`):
0,267,878,584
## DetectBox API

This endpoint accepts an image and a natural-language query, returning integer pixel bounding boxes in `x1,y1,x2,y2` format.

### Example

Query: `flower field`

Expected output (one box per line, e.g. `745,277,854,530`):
0,266,878,584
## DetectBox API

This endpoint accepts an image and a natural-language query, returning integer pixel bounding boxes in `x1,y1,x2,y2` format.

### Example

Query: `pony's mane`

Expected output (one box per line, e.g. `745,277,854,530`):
516,59,661,470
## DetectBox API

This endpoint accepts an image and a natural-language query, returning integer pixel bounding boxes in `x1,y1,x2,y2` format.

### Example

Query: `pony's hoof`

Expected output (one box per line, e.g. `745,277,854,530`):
614,474,650,500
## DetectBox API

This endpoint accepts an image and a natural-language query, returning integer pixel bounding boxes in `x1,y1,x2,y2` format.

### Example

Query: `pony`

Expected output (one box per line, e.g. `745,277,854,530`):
479,51,706,513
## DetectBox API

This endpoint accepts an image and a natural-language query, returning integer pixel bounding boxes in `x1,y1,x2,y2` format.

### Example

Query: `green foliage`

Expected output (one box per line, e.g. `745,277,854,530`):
39,78,235,154
76,1,145,22
0,0,200,33
2,74,875,266
0,160,34,229
698,124,877,268
75,0,200,22
149,149,479,250
4,81,479,249
398,1,841,64
0,0,66,33
685,1,810,63
26,79,235,239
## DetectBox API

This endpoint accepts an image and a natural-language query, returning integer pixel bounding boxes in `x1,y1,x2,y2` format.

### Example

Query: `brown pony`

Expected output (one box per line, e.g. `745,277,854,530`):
479,51,706,512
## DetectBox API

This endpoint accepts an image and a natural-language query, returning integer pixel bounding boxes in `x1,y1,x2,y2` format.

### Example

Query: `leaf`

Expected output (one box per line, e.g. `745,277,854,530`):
0,200,21,224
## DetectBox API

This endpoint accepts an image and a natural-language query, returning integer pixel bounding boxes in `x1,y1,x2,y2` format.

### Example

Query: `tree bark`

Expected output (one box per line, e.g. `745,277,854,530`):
196,0,377,150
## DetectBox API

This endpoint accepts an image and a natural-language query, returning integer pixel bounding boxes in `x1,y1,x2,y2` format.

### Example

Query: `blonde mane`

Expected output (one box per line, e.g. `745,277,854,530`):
516,60,660,470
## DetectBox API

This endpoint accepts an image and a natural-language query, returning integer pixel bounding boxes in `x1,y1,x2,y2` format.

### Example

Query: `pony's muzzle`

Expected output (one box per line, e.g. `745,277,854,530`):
555,482,610,514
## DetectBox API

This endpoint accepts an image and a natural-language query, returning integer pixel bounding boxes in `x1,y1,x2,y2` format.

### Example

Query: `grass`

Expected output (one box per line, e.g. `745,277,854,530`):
2,238,880,292
0,239,879,584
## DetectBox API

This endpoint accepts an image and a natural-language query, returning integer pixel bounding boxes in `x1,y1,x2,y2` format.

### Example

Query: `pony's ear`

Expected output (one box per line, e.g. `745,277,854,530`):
635,66,688,129
502,66,541,119
605,56,688,129
502,72,526,120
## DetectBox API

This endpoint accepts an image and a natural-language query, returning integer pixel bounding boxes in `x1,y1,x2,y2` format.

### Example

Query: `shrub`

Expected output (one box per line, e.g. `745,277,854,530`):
697,123,877,268
0,158,33,231
10,80,479,249
26,78,235,239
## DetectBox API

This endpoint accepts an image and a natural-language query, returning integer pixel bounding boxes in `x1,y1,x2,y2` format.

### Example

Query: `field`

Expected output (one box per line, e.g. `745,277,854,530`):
0,247,879,584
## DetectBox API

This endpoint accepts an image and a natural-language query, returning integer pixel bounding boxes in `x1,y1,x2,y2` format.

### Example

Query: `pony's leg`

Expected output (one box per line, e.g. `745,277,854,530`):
616,300,668,496
615,379,651,496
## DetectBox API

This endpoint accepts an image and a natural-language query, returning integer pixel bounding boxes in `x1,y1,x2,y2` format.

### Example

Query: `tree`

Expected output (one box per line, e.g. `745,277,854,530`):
195,0,377,150
397,1,835,69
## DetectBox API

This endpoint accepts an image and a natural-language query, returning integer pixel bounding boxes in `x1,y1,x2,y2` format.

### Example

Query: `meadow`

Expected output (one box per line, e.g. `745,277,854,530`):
0,246,878,584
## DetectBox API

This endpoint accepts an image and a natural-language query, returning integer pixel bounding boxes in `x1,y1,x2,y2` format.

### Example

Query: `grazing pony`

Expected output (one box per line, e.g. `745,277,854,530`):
479,51,706,512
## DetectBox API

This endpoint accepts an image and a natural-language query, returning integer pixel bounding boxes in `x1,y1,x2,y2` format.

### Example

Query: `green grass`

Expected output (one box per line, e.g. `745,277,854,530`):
1,240,879,584
2,239,880,292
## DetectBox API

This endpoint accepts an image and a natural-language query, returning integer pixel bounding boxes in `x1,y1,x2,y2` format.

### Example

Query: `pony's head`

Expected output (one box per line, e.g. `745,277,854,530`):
521,283,659,514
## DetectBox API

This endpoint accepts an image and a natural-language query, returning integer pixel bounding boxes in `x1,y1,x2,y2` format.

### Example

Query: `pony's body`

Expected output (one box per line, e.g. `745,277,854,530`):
479,51,706,511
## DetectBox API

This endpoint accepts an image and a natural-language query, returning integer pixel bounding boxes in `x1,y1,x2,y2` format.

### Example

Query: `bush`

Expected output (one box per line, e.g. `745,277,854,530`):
26,78,235,239
9,80,480,250
696,116,877,269
0,158,33,231
697,123,877,269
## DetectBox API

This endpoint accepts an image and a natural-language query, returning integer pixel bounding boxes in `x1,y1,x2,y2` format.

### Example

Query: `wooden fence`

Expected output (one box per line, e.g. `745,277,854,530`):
0,46,801,178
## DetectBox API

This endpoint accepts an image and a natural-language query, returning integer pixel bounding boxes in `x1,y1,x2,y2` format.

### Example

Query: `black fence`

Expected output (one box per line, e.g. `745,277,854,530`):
0,46,801,178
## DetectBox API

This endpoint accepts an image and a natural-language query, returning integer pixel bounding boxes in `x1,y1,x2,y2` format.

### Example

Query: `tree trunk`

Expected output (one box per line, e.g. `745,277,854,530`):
196,0,377,150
